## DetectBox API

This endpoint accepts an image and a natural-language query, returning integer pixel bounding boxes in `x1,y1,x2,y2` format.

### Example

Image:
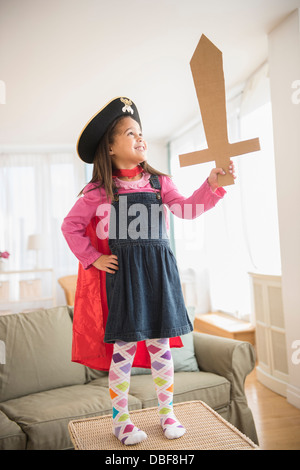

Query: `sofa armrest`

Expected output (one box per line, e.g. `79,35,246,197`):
193,331,258,444
193,331,256,399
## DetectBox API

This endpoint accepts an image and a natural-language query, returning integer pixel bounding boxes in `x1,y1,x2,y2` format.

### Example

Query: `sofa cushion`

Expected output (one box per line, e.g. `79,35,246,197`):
90,370,231,412
0,409,26,450
0,383,142,450
172,307,199,372
0,307,86,402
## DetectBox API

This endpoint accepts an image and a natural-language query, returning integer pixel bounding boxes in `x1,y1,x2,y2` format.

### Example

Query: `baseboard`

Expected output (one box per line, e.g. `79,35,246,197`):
256,366,287,397
287,384,300,409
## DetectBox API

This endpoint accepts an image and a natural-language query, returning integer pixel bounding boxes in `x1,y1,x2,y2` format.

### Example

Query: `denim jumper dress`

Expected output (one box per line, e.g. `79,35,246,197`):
104,174,193,343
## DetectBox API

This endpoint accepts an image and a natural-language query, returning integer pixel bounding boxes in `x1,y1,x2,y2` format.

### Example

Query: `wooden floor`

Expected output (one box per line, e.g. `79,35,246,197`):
245,367,300,450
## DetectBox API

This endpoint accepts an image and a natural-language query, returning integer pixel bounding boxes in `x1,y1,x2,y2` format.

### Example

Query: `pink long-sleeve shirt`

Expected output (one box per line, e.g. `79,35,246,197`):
61,173,226,270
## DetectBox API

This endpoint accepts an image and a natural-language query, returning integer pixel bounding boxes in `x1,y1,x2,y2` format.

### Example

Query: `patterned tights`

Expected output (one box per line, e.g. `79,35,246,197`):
109,338,186,445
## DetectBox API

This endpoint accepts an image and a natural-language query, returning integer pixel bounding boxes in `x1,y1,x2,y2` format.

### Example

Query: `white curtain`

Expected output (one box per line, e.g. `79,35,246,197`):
169,63,281,320
0,149,85,306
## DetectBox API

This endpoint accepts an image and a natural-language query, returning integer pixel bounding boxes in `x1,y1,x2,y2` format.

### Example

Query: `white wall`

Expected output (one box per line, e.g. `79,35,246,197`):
268,9,300,409
147,140,169,174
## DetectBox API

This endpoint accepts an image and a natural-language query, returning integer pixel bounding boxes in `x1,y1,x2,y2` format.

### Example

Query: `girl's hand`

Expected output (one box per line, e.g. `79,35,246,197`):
208,160,236,191
93,254,119,273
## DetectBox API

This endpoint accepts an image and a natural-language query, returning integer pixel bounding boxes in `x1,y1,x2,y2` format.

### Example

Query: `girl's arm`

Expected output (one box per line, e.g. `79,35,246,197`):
61,184,103,269
160,170,226,220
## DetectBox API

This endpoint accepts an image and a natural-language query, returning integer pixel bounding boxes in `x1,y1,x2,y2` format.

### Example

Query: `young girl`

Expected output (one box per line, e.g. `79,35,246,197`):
62,97,235,446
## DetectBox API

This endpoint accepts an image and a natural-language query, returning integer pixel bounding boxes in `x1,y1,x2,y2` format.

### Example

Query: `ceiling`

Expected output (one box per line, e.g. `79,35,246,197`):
0,0,300,147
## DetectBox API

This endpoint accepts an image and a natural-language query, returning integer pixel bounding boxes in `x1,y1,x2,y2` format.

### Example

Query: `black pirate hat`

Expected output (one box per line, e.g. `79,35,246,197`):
76,97,142,163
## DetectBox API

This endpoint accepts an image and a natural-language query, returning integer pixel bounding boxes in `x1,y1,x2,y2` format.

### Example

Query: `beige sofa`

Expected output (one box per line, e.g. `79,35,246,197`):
0,306,258,450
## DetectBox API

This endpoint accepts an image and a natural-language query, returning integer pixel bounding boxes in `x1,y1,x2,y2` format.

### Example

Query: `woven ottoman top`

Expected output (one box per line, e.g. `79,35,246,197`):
68,400,258,450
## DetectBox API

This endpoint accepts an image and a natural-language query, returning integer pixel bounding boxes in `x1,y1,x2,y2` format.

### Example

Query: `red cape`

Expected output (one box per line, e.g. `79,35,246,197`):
71,217,183,371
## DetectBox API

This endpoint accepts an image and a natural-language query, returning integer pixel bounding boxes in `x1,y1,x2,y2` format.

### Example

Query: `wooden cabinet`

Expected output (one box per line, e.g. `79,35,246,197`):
249,272,288,397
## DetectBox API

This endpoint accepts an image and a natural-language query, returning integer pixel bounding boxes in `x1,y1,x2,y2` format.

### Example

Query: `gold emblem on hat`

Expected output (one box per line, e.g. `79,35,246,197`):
120,97,134,114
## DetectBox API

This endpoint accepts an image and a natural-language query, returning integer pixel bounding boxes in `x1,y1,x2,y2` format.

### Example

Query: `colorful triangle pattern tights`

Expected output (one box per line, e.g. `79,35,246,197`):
109,338,186,445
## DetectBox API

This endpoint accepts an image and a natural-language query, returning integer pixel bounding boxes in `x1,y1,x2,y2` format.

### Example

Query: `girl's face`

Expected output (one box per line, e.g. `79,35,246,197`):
109,117,147,168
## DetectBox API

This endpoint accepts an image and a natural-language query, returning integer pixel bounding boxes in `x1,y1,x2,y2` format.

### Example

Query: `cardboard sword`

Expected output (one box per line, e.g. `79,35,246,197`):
179,34,260,186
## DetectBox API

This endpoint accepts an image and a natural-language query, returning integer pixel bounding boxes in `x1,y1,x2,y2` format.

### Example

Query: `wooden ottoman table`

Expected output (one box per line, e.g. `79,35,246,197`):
68,400,258,451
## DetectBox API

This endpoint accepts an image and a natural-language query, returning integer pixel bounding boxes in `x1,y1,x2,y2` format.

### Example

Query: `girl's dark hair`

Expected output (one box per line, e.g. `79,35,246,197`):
78,115,171,201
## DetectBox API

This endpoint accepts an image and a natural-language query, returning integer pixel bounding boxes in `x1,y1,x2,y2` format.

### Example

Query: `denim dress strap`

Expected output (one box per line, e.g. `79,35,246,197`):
149,174,161,199
112,183,119,202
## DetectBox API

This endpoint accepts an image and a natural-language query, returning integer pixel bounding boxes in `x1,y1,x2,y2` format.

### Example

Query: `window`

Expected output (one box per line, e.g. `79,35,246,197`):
0,151,85,304
169,71,281,319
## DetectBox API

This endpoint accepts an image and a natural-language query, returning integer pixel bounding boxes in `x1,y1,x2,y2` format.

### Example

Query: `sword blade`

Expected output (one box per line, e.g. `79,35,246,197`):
190,35,229,148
